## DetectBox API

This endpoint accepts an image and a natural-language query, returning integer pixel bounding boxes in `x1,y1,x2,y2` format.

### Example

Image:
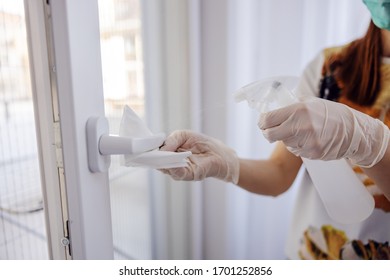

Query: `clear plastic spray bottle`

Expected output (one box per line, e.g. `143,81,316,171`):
234,76,375,224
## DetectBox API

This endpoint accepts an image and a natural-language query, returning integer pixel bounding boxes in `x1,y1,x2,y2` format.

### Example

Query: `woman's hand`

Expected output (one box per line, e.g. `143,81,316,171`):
159,130,239,184
258,97,390,168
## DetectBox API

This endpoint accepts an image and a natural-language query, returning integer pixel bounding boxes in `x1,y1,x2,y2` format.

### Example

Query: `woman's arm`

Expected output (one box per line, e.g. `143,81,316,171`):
160,131,302,196
237,142,302,196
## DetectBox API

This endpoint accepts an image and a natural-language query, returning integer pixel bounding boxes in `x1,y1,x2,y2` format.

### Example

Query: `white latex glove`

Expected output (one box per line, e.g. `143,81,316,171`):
159,130,240,184
258,97,390,168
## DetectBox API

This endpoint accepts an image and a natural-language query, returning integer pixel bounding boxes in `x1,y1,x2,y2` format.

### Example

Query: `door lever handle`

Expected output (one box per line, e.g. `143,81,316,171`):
86,116,165,172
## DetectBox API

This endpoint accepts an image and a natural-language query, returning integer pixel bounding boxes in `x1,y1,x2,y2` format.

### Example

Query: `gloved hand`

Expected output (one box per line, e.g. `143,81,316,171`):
258,97,390,168
159,130,240,184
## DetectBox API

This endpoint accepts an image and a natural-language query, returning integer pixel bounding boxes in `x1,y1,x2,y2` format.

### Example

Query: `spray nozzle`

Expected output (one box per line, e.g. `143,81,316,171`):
234,76,299,113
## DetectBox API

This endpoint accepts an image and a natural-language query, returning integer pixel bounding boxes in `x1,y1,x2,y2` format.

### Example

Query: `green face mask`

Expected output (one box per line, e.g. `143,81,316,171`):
363,0,390,30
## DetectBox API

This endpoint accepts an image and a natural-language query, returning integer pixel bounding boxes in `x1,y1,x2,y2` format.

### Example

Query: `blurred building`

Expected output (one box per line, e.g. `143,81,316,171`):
0,10,31,108
98,0,144,116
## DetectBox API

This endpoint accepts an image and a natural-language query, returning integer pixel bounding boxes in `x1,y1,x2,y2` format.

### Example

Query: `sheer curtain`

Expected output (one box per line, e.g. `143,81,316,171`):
142,0,370,259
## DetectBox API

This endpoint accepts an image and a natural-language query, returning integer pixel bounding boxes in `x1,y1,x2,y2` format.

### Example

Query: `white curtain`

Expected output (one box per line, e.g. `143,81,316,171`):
142,0,370,259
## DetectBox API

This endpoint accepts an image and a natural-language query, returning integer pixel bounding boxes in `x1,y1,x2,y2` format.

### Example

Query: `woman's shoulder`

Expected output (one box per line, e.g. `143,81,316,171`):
322,44,350,60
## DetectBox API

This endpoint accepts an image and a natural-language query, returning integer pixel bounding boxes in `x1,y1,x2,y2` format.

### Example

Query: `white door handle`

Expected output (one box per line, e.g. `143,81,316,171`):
86,116,165,172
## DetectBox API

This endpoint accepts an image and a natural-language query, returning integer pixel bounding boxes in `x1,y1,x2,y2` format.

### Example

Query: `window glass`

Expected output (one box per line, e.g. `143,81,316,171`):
98,0,151,260
0,0,48,259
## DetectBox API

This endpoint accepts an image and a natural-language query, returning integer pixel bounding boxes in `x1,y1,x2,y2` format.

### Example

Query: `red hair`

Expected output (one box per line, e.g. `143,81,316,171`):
332,21,382,106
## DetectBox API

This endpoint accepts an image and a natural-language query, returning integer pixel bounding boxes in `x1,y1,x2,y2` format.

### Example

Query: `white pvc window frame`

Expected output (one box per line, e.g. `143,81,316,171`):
47,0,114,259
24,0,67,260
26,0,114,259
